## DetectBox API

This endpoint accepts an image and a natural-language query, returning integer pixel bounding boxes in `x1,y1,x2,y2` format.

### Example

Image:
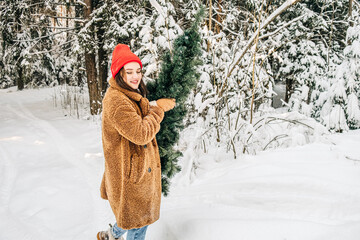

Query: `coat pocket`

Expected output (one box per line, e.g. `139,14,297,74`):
129,153,146,184
128,154,136,182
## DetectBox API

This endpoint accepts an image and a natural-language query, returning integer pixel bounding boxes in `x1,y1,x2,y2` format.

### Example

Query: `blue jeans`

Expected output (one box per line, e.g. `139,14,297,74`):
111,223,148,240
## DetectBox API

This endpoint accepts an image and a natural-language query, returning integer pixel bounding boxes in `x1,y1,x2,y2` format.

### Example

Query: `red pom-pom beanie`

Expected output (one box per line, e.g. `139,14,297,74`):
110,44,143,78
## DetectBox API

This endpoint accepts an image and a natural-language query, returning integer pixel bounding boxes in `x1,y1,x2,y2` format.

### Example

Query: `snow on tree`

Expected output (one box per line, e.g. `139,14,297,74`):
285,39,327,117
320,77,349,132
0,0,59,89
133,0,184,81
343,25,360,129
325,25,360,130
0,0,36,90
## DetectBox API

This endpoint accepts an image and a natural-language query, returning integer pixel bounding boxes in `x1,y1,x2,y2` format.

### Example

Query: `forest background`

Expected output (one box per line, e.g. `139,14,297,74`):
1,0,360,183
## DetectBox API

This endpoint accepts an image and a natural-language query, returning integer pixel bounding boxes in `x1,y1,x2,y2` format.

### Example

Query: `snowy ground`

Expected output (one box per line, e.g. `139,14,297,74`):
1,87,360,240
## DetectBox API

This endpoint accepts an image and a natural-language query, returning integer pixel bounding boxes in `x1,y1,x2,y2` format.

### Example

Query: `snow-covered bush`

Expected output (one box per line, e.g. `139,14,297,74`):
52,84,88,119
179,110,328,167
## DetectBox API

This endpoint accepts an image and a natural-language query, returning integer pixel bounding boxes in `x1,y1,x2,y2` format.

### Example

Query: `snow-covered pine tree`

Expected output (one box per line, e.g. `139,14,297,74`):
52,1,79,86
0,0,17,88
0,0,58,89
0,0,32,90
284,39,327,116
147,7,204,195
132,0,184,82
4,0,32,90
321,25,360,131
320,77,349,132
275,1,331,109
23,1,57,87
309,1,360,132
268,0,351,124
342,25,360,129
187,0,257,146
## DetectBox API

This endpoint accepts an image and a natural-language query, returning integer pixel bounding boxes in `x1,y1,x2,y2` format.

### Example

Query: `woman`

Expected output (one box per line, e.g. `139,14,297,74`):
97,44,175,240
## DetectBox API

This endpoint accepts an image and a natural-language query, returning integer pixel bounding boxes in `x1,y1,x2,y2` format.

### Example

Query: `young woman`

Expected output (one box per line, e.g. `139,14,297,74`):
97,44,175,240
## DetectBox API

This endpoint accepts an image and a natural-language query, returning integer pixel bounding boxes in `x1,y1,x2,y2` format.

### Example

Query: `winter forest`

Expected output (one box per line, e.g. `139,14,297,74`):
1,0,360,239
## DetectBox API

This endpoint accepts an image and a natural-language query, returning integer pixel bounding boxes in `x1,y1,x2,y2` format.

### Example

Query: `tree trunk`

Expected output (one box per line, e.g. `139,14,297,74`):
75,2,83,87
349,0,353,27
98,47,108,97
84,0,101,115
207,0,212,52
285,78,293,103
97,20,108,97
65,4,70,84
17,63,24,91
85,53,101,114
215,0,222,34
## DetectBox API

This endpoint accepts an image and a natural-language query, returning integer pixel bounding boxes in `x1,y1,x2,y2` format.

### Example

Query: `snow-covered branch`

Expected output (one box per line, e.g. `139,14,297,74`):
76,0,87,7
259,14,305,40
226,0,302,79
12,27,81,42
149,0,166,18
28,39,76,56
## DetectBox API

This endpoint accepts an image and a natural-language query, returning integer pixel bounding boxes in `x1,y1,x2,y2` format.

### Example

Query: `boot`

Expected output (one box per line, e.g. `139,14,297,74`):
97,224,124,240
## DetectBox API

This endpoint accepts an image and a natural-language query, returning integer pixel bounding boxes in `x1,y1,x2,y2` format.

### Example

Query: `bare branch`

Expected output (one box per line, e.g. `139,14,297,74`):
32,14,85,21
28,25,81,30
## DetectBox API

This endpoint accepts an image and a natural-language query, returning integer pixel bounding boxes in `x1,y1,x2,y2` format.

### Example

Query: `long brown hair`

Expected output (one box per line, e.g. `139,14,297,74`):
115,67,149,97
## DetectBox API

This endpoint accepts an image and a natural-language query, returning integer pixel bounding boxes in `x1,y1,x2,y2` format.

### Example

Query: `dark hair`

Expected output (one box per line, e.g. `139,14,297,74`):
114,67,149,97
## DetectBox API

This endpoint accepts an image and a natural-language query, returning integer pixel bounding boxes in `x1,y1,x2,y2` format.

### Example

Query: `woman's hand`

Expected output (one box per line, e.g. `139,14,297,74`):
156,98,176,112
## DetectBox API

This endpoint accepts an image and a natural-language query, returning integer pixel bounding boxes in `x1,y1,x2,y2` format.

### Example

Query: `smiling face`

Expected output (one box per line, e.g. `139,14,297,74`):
122,62,142,90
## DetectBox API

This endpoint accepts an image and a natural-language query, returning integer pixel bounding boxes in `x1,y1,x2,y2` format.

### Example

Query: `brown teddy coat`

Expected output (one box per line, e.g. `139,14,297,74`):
100,77,164,230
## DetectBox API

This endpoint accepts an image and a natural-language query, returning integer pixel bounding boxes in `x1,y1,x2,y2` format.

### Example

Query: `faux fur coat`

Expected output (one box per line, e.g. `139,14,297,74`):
100,77,164,229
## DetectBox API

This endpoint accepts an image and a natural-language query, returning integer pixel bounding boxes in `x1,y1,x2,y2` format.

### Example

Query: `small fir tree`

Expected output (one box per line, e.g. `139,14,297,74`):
334,25,360,129
147,7,204,195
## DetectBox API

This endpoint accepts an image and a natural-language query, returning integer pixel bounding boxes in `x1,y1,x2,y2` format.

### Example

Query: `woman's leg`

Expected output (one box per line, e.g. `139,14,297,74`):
126,225,148,240
111,223,127,239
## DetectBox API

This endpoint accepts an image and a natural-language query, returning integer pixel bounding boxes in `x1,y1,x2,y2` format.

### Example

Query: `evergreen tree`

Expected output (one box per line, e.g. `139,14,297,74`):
24,1,56,87
342,25,360,129
321,25,360,131
0,0,57,89
0,0,31,89
285,39,327,116
270,0,349,107
320,77,349,132
147,7,204,195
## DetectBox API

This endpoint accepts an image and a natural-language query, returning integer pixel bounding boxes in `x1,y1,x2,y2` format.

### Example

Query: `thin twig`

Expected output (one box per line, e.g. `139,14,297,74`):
263,134,288,150
265,117,314,130
345,156,360,162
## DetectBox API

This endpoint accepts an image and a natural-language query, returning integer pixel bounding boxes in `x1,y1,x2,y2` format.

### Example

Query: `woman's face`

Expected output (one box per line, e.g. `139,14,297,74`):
122,62,142,90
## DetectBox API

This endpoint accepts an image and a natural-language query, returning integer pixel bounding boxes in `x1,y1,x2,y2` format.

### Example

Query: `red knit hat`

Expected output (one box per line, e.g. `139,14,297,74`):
111,44,143,78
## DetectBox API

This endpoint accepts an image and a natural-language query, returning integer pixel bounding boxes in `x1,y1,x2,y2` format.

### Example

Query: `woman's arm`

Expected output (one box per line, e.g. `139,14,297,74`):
110,99,164,145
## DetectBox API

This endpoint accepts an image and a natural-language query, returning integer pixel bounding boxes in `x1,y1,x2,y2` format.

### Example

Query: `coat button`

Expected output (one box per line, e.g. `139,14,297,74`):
148,167,151,173
144,144,147,148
